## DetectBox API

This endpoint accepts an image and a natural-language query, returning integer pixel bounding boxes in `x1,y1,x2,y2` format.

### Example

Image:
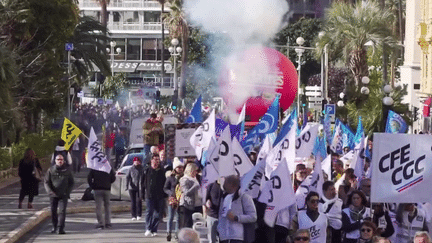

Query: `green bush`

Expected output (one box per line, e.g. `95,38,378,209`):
0,148,12,170
11,130,61,168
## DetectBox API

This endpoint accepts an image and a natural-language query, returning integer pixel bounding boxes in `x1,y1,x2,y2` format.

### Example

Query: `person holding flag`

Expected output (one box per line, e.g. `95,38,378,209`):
50,140,73,167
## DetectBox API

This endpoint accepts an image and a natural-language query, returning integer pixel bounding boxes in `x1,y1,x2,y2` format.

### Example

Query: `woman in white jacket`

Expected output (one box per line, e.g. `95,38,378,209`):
178,163,201,229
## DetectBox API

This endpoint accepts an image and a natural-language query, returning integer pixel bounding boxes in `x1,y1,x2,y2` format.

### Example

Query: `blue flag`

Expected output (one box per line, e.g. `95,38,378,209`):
353,116,364,146
273,108,297,147
241,125,264,154
256,96,280,134
337,119,355,150
186,95,202,123
385,110,408,134
313,133,328,162
215,118,242,141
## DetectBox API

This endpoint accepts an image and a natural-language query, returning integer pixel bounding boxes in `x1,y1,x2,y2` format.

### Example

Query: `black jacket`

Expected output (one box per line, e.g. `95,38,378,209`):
164,173,181,197
87,169,116,190
142,166,166,200
205,181,223,218
126,164,144,193
45,164,74,198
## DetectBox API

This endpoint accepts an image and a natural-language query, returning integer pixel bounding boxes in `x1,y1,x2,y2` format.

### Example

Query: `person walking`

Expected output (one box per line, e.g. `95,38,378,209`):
164,157,184,241
18,148,43,209
142,112,163,157
44,154,74,234
178,163,202,229
114,127,127,169
205,179,223,243
142,153,166,237
126,156,145,221
87,167,116,229
341,190,372,243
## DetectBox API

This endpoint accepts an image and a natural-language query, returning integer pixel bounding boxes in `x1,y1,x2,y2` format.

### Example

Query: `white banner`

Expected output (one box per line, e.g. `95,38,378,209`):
201,138,219,204
295,158,324,210
371,133,432,203
209,126,235,177
240,156,266,199
321,155,332,180
258,158,295,227
296,124,319,158
350,136,367,180
87,127,112,174
257,135,272,162
232,137,254,177
190,110,215,159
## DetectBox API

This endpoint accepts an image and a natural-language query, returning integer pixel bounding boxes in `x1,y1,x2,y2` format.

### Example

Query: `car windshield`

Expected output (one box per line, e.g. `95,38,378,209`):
128,148,143,154
123,154,144,167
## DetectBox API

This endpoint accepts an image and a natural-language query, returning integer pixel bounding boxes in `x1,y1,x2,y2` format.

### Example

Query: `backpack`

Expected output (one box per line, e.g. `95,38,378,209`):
81,187,94,201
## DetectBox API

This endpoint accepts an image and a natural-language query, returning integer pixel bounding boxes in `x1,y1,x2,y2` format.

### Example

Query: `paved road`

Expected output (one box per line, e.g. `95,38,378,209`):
16,211,175,243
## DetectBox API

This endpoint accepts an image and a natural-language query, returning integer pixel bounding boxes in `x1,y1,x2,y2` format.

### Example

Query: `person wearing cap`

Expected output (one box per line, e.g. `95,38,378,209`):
164,157,184,241
126,156,145,221
142,113,163,157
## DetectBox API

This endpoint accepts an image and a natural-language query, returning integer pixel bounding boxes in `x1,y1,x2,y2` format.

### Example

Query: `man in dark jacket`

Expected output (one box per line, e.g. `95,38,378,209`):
45,154,74,234
87,168,116,229
142,153,166,237
205,180,223,243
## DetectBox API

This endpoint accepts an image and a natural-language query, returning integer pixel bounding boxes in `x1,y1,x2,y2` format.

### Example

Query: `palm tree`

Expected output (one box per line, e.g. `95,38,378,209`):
95,0,109,29
316,1,395,91
164,0,189,99
68,16,111,83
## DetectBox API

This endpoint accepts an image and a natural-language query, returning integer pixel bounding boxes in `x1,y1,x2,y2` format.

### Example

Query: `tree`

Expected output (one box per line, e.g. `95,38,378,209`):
92,72,128,99
274,18,323,85
316,1,395,91
68,16,111,83
95,0,109,29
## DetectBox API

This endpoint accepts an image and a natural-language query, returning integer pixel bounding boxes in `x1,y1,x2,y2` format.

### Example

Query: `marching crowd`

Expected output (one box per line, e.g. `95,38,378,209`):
15,104,432,243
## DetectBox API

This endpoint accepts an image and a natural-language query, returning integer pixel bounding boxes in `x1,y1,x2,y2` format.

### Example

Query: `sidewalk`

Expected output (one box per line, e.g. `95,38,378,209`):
0,167,130,243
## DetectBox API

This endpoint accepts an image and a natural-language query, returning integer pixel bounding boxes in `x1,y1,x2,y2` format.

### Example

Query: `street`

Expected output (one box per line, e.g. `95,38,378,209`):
17,211,173,243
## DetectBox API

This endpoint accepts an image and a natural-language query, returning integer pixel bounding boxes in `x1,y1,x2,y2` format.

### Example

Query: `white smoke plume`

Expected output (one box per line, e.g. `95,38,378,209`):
184,0,289,121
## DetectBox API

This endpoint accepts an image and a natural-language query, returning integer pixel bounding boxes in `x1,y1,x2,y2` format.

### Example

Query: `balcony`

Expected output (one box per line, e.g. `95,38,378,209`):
79,0,164,10
110,22,164,31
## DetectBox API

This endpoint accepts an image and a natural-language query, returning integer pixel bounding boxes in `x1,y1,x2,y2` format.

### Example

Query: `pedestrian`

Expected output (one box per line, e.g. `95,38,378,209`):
164,157,184,241
291,191,329,243
114,127,127,169
142,112,163,157
18,148,43,209
44,154,74,234
395,203,429,243
341,190,372,243
217,175,257,243
178,162,202,229
178,227,201,243
358,220,378,243
87,167,116,229
142,153,166,237
71,137,81,173
104,126,115,167
205,179,223,243
126,156,144,221
50,139,73,167
318,181,343,243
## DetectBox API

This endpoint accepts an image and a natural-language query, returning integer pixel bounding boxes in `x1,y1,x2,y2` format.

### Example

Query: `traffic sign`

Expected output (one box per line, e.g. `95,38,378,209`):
325,104,336,115
65,43,74,51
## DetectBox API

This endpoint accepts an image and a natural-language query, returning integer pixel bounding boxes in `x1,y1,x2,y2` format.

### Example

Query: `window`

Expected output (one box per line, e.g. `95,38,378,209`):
414,84,421,90
113,12,120,22
155,39,170,61
142,39,157,60
124,11,139,23
127,39,141,60
144,11,160,23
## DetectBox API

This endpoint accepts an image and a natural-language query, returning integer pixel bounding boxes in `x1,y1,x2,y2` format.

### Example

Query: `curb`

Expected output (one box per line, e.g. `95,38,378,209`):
0,204,130,243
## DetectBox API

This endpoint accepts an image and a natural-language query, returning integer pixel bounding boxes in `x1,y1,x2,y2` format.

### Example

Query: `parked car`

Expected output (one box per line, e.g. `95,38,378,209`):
110,153,145,201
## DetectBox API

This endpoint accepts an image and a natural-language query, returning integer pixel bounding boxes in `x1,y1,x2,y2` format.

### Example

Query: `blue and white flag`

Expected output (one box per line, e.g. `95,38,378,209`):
209,126,236,177
313,133,328,163
323,112,332,145
231,137,254,177
385,110,408,134
186,95,202,123
241,125,262,155
295,155,324,210
256,95,280,134
215,118,242,142
338,119,355,150
190,110,216,160
274,108,297,146
330,123,343,154
353,116,364,146
237,104,246,141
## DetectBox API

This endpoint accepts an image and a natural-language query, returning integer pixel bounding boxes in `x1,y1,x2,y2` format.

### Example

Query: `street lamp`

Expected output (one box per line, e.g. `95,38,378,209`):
168,38,182,91
295,37,305,115
106,41,122,76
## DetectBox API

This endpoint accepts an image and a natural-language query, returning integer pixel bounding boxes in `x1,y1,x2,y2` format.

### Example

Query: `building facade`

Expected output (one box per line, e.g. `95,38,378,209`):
78,0,175,105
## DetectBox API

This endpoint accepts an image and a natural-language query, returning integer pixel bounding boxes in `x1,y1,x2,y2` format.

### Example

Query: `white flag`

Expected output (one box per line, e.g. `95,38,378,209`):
240,155,266,199
295,159,324,210
258,158,295,227
350,135,367,180
265,119,297,177
296,124,319,158
330,123,343,153
232,137,254,177
371,134,432,203
209,126,235,177
190,110,216,159
201,138,219,204
237,104,246,124
257,135,272,162
321,155,332,180
87,127,112,174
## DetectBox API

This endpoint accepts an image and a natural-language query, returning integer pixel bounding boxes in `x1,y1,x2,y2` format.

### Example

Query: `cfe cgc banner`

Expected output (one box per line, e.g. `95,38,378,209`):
371,133,432,203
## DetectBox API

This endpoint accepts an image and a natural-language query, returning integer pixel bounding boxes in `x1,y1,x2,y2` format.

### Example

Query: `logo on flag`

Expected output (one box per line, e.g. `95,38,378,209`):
385,110,408,134
61,117,82,150
87,127,112,174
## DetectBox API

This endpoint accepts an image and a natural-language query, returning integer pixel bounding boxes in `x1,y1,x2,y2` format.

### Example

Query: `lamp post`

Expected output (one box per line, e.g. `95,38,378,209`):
295,37,305,114
168,38,182,91
107,41,122,76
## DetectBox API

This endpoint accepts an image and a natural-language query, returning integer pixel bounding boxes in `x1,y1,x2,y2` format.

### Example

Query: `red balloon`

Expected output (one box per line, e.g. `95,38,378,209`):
219,46,298,122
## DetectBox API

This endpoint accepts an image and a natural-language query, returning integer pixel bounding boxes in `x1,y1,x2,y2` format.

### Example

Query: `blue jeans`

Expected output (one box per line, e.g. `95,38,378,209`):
167,204,178,234
145,198,164,233
129,190,142,218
